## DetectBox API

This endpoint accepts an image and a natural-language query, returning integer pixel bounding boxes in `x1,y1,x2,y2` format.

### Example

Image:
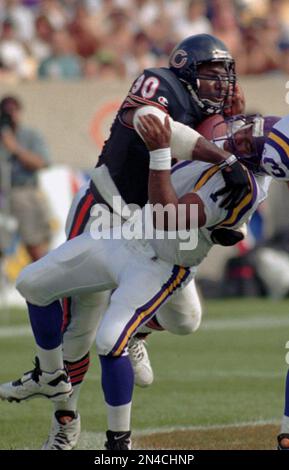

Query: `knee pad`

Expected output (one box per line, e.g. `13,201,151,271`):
180,303,202,334
63,328,97,362
16,265,46,306
95,330,115,356
157,303,202,335
168,320,199,335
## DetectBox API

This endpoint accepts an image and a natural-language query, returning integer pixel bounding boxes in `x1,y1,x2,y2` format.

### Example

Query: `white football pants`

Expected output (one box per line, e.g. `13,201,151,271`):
17,184,202,360
17,231,198,356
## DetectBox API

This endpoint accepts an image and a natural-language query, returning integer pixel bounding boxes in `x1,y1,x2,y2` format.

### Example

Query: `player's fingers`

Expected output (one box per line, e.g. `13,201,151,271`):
147,114,165,133
164,115,171,132
219,195,233,209
140,116,160,138
224,200,238,211
219,189,241,209
221,190,245,210
214,186,229,198
137,123,148,139
137,119,148,134
139,115,151,129
147,113,162,126
139,116,154,135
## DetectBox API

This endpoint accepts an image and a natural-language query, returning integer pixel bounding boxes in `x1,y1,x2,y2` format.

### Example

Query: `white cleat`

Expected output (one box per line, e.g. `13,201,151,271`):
0,357,72,403
128,336,154,387
42,411,81,450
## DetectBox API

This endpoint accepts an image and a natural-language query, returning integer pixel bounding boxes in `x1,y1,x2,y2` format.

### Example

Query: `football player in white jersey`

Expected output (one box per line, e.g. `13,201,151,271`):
0,109,281,450
257,114,289,451
143,112,289,452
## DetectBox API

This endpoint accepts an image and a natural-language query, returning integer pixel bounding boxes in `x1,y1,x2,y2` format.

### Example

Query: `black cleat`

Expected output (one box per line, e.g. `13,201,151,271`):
105,430,131,450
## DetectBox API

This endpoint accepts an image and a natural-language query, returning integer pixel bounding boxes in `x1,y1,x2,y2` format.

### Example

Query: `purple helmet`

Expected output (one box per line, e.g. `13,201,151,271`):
213,114,281,173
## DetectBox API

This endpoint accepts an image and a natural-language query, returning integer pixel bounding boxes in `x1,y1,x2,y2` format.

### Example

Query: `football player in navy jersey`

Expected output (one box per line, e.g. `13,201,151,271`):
55,35,250,450
92,34,245,209
0,35,252,450
64,31,248,386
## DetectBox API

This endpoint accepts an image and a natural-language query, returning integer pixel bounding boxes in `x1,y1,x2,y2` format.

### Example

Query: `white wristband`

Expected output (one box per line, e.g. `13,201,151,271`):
149,148,171,171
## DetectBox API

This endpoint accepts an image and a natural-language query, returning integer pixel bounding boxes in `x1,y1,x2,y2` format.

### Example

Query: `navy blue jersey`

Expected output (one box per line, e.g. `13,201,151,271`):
91,67,205,207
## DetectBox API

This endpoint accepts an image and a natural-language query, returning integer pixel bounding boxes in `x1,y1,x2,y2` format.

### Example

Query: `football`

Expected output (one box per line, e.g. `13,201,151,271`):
196,114,228,141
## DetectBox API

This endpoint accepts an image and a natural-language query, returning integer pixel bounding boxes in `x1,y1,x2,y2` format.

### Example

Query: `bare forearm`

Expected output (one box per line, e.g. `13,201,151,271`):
148,170,206,229
148,170,178,207
192,137,230,164
132,105,231,165
139,113,206,229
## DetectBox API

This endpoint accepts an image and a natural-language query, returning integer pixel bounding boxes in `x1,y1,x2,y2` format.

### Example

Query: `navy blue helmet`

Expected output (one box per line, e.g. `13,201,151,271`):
169,34,236,115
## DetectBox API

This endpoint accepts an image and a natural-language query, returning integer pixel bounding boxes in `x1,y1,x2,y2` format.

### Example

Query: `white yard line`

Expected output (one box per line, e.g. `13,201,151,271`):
84,369,285,382
77,419,280,450
201,316,289,331
18,418,280,450
0,325,31,338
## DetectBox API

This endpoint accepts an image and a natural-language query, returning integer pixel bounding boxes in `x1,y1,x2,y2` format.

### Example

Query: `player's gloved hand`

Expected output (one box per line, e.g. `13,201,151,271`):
214,156,251,211
211,227,245,246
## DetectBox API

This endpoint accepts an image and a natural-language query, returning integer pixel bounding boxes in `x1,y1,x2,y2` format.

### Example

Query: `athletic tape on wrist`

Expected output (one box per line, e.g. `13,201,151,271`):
218,154,237,170
149,148,171,170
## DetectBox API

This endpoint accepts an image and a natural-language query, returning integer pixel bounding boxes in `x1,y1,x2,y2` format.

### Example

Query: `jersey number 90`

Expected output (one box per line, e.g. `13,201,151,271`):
131,75,160,100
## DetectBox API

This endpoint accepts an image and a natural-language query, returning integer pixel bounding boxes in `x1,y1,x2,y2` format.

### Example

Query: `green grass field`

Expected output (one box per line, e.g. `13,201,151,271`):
0,298,288,450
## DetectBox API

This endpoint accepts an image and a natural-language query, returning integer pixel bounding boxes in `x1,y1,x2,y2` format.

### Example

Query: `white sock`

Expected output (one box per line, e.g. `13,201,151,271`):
54,383,82,413
107,402,131,431
281,415,289,434
36,344,64,373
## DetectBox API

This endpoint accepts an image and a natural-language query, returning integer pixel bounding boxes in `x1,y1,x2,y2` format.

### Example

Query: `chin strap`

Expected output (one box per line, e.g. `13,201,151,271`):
183,81,223,116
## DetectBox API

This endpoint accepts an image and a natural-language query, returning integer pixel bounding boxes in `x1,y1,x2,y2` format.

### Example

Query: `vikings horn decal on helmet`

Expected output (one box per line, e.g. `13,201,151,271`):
169,34,236,115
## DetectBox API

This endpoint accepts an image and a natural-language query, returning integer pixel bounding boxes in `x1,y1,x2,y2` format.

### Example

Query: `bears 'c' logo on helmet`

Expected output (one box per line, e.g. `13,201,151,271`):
170,49,188,68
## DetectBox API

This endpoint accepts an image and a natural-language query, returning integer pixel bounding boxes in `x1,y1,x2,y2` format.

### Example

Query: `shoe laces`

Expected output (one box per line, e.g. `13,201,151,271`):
48,416,76,448
129,338,145,361
47,426,71,448
13,357,42,386
31,357,42,383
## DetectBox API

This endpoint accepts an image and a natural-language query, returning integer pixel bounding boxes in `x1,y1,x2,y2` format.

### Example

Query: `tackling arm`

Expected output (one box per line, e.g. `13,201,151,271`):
133,105,251,212
137,114,206,230
131,105,230,164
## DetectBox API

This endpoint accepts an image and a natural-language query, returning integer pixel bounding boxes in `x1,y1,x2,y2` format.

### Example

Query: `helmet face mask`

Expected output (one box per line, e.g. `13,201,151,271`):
195,61,236,114
212,114,281,174
169,34,236,115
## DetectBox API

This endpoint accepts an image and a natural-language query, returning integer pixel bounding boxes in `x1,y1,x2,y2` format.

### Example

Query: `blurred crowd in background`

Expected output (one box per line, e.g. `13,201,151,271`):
1,0,289,303
0,0,289,82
